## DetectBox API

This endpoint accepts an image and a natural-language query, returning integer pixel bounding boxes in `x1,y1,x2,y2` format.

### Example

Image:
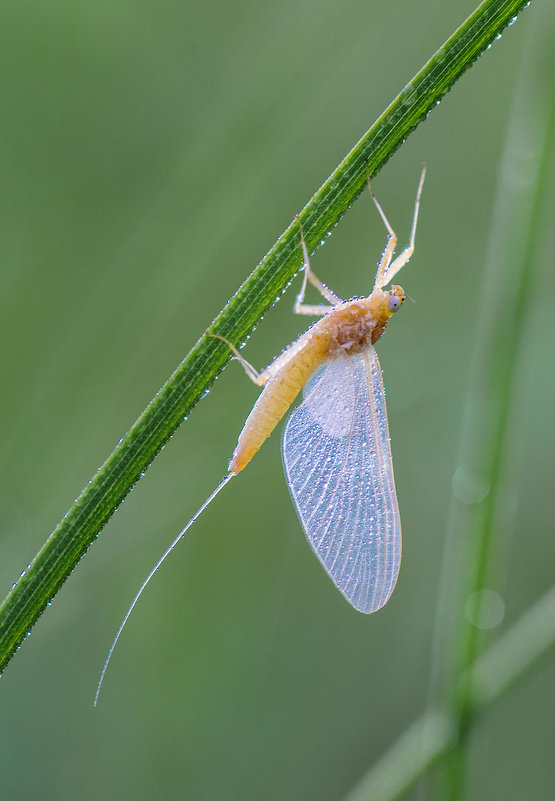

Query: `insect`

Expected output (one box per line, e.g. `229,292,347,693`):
94,164,426,705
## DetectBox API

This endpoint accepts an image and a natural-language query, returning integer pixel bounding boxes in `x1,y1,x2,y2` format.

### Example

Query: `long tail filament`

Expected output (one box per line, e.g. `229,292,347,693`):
94,472,235,707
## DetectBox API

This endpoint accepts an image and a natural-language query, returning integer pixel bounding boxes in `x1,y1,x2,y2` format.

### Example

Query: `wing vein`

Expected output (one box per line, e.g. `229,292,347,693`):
282,349,401,614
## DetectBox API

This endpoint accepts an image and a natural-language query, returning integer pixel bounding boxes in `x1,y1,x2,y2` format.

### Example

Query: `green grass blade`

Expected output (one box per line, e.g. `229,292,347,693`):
0,0,531,674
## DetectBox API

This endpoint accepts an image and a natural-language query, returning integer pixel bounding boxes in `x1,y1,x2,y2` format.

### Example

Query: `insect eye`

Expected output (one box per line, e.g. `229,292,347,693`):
388,295,402,312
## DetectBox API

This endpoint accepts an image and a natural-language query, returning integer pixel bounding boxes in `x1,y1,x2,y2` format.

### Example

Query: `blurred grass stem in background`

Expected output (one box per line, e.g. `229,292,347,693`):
342,586,555,801
428,3,555,797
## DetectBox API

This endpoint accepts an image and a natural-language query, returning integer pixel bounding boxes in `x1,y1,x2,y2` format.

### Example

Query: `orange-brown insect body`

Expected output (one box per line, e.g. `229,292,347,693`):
229,285,405,473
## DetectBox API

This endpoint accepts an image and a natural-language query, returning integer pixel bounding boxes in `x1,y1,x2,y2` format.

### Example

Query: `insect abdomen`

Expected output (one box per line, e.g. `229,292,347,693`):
229,339,328,474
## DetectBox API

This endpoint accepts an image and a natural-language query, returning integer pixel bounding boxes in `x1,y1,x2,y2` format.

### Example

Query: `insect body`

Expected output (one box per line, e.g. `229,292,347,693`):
94,165,426,704
222,164,425,611
229,284,406,476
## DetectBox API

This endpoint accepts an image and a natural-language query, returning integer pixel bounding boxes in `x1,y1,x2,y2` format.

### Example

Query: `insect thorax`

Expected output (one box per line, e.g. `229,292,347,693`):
324,298,386,356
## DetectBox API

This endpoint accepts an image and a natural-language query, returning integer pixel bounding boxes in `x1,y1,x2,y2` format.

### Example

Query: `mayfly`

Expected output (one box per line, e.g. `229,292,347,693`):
94,165,426,705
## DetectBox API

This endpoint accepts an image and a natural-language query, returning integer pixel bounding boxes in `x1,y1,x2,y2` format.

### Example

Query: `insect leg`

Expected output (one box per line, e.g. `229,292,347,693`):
295,219,342,315
207,333,268,385
380,163,427,287
294,302,333,317
367,168,398,290
207,332,305,386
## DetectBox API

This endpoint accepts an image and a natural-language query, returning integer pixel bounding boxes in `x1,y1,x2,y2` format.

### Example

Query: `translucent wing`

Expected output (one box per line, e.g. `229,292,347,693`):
282,348,401,613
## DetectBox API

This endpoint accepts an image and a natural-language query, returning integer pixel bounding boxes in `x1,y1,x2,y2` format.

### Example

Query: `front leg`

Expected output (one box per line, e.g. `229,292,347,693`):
381,163,426,286
366,166,398,290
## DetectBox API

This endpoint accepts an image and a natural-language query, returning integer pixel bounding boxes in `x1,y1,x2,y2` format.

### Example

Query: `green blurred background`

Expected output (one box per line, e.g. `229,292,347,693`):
1,1,554,799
